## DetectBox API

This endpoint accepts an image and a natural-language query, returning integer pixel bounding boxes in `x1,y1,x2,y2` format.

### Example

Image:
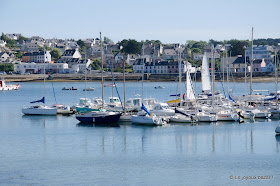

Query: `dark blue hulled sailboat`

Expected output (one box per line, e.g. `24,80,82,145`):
75,32,121,124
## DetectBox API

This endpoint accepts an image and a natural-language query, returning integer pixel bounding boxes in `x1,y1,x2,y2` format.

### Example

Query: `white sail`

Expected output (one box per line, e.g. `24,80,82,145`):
201,53,211,91
184,64,195,100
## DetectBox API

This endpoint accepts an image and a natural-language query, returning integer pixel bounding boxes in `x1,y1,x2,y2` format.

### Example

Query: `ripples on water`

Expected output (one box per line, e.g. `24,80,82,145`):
0,82,279,185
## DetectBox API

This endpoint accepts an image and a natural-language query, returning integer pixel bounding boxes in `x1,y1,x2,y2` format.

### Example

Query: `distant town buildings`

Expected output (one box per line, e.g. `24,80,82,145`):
0,32,278,75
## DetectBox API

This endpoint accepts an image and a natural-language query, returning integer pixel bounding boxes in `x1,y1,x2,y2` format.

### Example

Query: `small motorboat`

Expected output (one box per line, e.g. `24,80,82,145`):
0,78,20,91
83,87,94,91
104,84,116,87
62,87,78,90
154,86,165,89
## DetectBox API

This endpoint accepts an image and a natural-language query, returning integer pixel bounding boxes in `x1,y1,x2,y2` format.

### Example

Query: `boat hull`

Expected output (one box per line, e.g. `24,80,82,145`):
22,106,57,115
76,112,121,123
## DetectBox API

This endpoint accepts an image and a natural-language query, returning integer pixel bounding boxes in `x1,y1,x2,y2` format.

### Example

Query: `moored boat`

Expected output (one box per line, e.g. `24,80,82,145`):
76,110,121,123
0,78,20,91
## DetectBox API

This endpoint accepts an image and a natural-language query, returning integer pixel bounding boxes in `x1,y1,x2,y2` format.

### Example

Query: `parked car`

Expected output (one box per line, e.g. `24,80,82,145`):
0,71,6,75
24,72,31,75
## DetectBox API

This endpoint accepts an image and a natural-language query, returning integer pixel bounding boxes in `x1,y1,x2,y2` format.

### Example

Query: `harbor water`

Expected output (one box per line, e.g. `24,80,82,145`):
0,81,280,185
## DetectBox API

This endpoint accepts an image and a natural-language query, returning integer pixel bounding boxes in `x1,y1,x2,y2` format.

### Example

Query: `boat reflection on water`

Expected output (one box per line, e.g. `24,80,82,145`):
22,115,57,122
76,122,120,127
275,134,280,143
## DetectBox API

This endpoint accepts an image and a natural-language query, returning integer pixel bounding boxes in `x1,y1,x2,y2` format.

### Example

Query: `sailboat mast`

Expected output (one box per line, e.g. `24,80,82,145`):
250,27,254,96
141,43,144,101
275,50,278,105
211,44,215,107
178,44,182,107
123,55,126,113
100,32,104,109
85,53,87,99
43,47,46,105
244,51,247,95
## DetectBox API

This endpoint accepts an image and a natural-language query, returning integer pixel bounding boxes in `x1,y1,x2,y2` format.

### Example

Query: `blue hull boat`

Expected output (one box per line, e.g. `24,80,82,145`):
76,111,121,123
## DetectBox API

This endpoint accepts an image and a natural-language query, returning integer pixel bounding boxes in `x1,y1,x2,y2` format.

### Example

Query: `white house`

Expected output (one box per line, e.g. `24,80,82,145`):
0,52,10,62
14,62,69,74
69,59,92,74
0,40,6,47
22,43,39,52
58,49,82,63
5,33,21,40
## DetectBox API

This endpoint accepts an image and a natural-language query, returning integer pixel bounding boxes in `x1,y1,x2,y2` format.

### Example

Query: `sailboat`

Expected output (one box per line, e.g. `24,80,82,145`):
22,49,57,115
130,43,166,126
170,62,197,123
75,33,121,124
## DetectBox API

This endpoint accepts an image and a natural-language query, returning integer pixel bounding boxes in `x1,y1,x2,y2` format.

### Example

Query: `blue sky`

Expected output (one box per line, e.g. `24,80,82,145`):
1,0,279,43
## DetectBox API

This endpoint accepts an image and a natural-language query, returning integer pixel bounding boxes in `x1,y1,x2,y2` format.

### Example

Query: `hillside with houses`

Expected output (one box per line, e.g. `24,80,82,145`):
0,33,280,78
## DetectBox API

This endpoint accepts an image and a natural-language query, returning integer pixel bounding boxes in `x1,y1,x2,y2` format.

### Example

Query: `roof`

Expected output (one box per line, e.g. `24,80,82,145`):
62,49,76,56
163,49,177,56
254,59,264,64
22,51,45,56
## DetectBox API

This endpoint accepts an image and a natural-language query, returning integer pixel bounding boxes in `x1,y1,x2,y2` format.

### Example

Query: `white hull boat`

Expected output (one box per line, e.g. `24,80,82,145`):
22,105,57,115
169,114,195,123
216,110,239,121
0,78,20,91
150,102,175,116
251,109,271,118
131,114,166,126
197,112,217,122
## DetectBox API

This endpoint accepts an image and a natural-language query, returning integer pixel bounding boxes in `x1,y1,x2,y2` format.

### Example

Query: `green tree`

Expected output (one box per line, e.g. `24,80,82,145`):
18,35,28,41
192,48,202,53
77,39,86,48
15,51,23,59
119,39,141,54
227,39,249,56
192,41,208,50
90,59,102,70
50,48,62,61
0,64,14,72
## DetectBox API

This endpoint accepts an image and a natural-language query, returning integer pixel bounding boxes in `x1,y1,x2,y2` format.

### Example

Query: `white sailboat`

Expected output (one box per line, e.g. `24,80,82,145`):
22,49,57,115
130,44,165,126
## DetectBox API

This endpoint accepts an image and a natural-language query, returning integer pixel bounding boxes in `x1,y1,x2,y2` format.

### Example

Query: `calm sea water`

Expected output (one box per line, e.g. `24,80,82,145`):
0,80,280,185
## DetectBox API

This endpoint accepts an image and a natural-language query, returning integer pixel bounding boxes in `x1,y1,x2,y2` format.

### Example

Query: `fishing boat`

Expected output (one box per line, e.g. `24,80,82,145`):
0,78,20,91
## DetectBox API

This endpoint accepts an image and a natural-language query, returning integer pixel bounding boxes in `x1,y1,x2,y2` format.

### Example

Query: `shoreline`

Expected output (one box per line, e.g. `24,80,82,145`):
0,74,278,83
